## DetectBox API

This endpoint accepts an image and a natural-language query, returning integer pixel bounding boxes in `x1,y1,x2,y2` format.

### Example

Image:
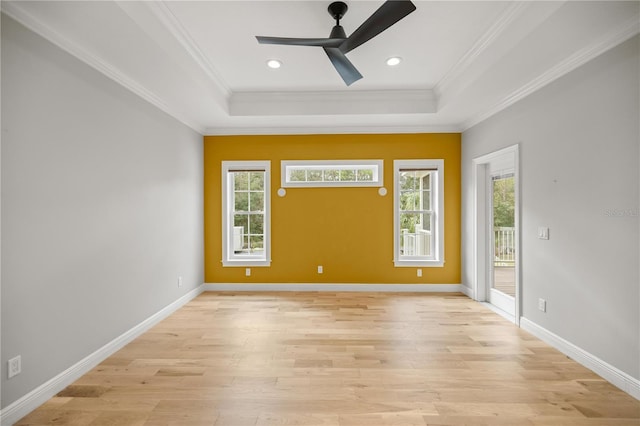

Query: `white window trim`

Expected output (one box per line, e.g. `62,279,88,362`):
281,159,383,188
393,159,445,267
221,161,271,267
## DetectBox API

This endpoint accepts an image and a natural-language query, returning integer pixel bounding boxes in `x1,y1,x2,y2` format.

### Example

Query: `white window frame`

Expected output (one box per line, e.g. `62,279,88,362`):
393,159,445,267
281,160,383,187
221,161,271,267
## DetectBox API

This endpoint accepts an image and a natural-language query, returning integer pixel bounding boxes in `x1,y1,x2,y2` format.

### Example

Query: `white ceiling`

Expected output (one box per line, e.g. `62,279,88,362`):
3,1,639,135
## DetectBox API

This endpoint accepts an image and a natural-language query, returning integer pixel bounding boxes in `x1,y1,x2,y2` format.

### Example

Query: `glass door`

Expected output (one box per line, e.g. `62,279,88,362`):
488,173,516,316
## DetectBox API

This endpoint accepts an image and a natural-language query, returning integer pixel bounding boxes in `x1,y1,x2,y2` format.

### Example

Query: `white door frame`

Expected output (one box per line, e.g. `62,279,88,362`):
472,144,521,325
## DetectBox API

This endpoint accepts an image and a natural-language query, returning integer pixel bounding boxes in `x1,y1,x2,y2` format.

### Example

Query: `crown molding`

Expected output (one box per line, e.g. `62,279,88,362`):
229,89,437,116
461,15,640,132
1,2,206,134
204,123,461,136
434,1,530,99
143,0,231,98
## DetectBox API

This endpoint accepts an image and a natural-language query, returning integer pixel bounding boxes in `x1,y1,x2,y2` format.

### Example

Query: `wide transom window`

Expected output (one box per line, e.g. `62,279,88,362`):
394,159,444,267
222,161,271,266
281,160,383,187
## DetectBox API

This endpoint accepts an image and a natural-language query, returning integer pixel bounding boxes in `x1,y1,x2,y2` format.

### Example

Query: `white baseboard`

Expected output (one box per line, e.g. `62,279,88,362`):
0,285,205,426
520,317,640,400
459,284,475,299
203,283,465,293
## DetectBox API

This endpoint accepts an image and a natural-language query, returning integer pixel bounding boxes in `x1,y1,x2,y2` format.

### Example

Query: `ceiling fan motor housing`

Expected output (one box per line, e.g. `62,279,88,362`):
330,25,347,39
328,2,348,21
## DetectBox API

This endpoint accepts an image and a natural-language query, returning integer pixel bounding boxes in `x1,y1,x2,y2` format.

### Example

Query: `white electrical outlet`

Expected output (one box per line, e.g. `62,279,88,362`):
538,298,547,312
417,269,422,277
317,265,323,274
245,268,251,277
8,355,21,379
178,276,183,288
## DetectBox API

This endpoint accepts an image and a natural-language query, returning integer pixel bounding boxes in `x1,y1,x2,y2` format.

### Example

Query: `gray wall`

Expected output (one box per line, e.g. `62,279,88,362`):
462,35,639,379
1,15,204,408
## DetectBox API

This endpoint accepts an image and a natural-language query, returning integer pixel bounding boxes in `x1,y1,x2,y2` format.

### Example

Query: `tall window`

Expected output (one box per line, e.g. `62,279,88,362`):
394,159,444,267
222,161,270,266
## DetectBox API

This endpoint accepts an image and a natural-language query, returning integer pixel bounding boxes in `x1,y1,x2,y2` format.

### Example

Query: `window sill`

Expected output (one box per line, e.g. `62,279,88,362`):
222,259,271,267
394,259,444,268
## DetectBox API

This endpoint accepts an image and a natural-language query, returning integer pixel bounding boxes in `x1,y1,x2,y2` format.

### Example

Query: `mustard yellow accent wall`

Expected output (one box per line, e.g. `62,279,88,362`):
204,133,461,284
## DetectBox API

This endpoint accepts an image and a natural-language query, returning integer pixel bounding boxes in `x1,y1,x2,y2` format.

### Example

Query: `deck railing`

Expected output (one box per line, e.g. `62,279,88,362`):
494,227,515,266
401,229,431,256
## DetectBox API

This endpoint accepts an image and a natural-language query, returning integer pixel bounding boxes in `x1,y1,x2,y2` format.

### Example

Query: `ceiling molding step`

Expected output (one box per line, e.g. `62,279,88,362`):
229,90,437,116
1,2,205,134
140,0,231,98
435,1,568,112
434,1,530,98
204,124,461,136
461,15,640,132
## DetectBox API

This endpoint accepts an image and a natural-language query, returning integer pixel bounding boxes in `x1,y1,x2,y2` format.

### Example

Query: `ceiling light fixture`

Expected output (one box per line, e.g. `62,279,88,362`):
267,59,282,69
386,56,402,66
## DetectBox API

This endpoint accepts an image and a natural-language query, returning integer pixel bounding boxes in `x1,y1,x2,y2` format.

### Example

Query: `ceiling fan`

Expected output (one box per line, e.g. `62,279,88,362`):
256,1,417,86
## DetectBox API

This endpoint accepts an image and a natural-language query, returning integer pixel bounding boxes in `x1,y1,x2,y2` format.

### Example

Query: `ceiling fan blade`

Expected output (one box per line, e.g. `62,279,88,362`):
323,47,363,86
339,0,416,54
256,36,344,48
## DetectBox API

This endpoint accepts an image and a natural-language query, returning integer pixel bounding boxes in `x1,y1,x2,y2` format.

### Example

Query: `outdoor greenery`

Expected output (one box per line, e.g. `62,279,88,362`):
288,167,374,183
232,171,265,252
493,176,515,228
399,171,431,233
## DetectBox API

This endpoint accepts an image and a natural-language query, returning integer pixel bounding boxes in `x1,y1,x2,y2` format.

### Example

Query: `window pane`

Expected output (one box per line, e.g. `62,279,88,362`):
234,172,248,191
249,235,264,252
308,170,322,181
357,169,373,181
400,213,419,234
249,172,264,190
249,192,264,211
233,215,248,252
290,169,306,182
325,170,339,181
234,192,248,212
399,173,409,190
234,214,248,230
237,235,248,252
400,191,419,211
249,214,264,234
400,172,417,190
340,169,355,181
421,212,432,232
422,190,431,211
423,173,431,189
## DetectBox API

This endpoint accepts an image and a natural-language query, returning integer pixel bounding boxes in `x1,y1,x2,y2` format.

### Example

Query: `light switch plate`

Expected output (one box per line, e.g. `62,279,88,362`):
538,227,549,240
538,298,547,312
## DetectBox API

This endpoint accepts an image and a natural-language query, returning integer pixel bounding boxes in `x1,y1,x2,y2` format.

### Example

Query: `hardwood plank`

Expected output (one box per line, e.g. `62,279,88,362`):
14,292,640,425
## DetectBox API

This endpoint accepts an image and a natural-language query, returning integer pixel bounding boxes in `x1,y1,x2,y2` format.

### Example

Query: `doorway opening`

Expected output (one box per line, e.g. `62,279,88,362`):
472,145,520,323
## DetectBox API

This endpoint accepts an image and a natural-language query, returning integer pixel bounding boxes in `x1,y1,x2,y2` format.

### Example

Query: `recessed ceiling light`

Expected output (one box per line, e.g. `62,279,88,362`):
267,59,282,69
386,57,402,66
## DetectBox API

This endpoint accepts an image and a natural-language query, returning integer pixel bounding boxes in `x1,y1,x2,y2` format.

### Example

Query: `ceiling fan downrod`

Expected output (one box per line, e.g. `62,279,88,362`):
328,2,348,39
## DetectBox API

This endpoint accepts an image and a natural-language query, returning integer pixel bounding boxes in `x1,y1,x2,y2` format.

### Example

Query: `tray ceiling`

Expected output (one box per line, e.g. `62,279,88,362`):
2,1,638,135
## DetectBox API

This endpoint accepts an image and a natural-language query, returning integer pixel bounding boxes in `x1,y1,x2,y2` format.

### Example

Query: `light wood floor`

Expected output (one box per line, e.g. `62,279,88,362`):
493,267,515,297
16,292,640,425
